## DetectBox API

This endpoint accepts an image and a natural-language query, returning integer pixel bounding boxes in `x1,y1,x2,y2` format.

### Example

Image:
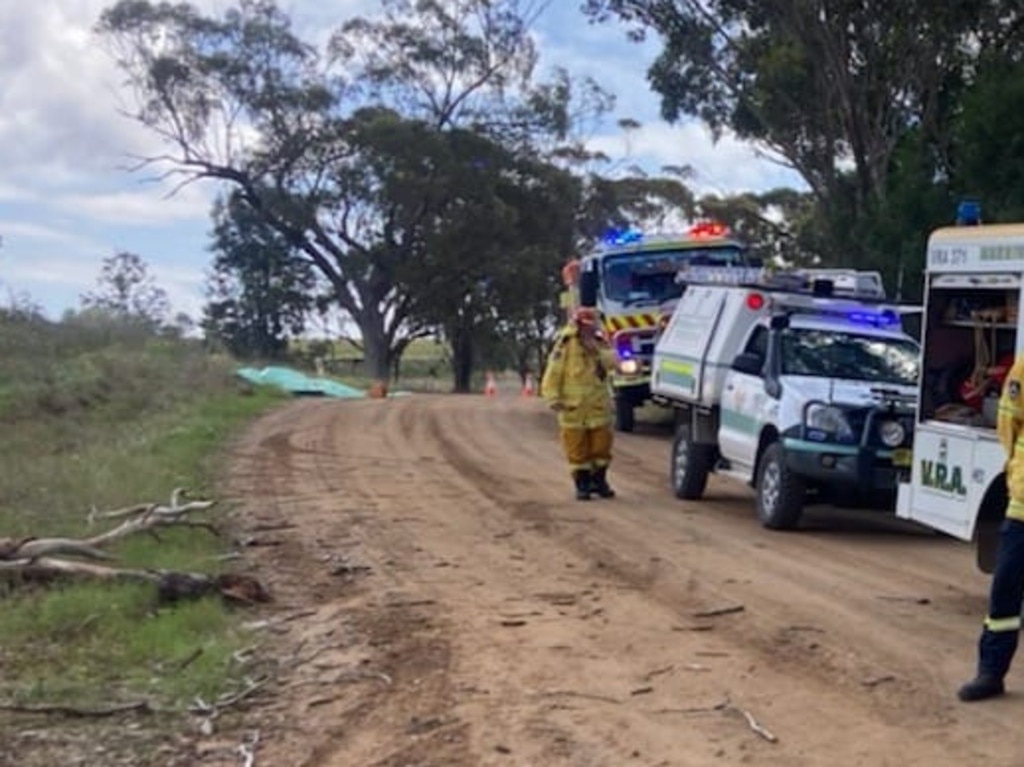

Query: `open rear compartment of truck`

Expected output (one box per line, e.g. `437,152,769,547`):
899,251,1022,570
920,274,1018,428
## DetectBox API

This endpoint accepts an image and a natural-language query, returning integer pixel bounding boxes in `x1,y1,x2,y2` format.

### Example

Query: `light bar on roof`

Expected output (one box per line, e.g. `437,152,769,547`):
766,293,901,327
688,220,729,238
602,227,644,246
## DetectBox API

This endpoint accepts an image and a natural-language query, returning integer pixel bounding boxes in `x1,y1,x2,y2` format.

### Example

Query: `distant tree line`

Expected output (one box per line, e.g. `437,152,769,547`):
92,0,1024,390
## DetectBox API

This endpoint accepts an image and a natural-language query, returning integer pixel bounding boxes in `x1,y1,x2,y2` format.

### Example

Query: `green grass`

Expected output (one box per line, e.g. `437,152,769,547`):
0,315,285,710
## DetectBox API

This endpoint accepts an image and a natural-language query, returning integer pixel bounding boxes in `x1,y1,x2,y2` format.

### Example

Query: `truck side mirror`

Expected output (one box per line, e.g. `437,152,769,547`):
579,266,599,307
731,352,764,376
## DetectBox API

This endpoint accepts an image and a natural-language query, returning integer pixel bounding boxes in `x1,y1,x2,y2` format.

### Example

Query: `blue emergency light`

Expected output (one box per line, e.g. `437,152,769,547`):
956,198,981,226
602,227,644,246
614,333,634,359
846,309,899,328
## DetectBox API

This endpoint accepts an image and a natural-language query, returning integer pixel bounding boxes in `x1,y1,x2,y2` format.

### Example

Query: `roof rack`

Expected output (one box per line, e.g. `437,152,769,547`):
676,265,887,301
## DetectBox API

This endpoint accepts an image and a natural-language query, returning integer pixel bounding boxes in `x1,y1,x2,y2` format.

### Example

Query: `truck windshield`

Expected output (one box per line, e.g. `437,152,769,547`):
780,329,919,385
601,245,744,305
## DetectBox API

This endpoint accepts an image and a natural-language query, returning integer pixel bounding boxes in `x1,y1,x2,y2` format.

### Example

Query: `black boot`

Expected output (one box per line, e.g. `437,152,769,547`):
591,466,616,499
573,470,592,501
957,675,1005,702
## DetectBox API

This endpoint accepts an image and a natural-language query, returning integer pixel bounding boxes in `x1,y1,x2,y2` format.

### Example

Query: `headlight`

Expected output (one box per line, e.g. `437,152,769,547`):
618,358,640,375
805,404,854,441
878,420,906,448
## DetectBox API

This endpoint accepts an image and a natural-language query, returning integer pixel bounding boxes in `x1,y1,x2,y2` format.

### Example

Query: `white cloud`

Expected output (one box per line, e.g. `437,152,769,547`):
0,0,811,322
3,251,101,290
0,219,103,249
57,182,218,226
587,121,805,195
2,249,207,320
533,6,808,197
0,4,148,184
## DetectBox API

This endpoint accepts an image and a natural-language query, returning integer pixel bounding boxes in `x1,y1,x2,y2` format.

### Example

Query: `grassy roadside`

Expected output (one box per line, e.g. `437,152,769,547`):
0,316,285,712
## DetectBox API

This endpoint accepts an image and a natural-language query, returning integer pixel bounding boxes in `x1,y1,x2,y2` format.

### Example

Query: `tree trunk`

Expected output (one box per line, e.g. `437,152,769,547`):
355,314,393,381
450,322,475,394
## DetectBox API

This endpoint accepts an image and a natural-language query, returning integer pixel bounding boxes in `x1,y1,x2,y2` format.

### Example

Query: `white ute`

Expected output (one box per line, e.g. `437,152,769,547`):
652,267,920,529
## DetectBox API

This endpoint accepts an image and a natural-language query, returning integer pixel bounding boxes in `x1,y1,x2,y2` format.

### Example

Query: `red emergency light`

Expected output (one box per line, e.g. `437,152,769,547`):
688,220,729,238
746,291,765,310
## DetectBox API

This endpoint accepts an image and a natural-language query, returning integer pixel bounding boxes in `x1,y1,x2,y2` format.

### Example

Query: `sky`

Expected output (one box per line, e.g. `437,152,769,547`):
0,1,804,323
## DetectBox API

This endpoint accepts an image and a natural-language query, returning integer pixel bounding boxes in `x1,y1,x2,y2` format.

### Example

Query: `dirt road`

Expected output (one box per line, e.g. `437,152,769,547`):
220,394,1024,767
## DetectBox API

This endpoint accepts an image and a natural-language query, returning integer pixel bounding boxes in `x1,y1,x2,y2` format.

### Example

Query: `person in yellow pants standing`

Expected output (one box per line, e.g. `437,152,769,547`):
541,306,617,501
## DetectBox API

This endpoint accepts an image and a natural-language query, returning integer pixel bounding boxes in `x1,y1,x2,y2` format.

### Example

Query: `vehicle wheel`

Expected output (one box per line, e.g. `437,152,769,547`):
614,395,635,433
755,442,805,530
671,426,713,500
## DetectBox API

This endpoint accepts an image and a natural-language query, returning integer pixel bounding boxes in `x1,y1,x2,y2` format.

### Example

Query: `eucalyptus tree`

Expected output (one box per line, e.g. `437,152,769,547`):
203,191,318,359
96,0,574,379
80,251,170,331
582,0,1024,267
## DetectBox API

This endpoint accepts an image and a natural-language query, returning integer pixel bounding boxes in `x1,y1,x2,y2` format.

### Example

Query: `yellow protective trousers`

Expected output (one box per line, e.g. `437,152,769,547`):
559,424,613,474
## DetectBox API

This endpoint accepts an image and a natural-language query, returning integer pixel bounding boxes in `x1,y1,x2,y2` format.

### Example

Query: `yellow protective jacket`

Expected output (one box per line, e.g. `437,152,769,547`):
998,356,1024,518
541,323,616,428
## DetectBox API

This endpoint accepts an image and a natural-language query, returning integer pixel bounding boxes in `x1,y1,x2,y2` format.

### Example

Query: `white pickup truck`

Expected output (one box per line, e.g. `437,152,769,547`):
651,267,920,529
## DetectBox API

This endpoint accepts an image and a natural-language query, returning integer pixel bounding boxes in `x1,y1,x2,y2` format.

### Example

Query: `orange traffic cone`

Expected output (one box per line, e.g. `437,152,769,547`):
520,373,535,397
484,371,497,396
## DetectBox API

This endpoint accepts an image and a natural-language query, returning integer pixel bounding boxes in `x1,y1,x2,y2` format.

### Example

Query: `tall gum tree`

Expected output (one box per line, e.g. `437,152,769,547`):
582,0,1024,267
96,0,568,379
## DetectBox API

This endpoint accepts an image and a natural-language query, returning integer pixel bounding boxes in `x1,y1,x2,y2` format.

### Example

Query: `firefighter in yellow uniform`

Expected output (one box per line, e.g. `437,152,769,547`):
959,355,1024,701
541,306,617,501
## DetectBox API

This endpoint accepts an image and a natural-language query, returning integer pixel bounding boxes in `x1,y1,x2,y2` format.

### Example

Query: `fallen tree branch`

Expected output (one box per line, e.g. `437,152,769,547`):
78,497,218,550
862,674,896,688
692,604,745,619
88,503,156,523
237,729,260,767
729,703,778,743
0,700,154,717
2,488,216,562
189,675,272,717
0,489,269,606
0,538,111,561
0,558,269,606
654,698,778,742
0,557,155,580
538,689,622,705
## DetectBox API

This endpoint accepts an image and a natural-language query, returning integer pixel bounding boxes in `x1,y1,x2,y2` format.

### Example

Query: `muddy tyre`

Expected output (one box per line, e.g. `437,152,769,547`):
755,443,805,530
671,426,714,500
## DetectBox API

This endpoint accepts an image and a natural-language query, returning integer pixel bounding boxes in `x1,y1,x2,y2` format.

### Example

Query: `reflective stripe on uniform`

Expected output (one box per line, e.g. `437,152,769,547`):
1007,499,1024,521
985,615,1023,632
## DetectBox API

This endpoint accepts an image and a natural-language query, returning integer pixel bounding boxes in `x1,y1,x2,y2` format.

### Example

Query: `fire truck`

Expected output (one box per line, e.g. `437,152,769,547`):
895,203,1024,573
562,222,755,432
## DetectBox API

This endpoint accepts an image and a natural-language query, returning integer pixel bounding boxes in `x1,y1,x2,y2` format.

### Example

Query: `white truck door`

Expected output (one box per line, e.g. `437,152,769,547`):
899,423,982,540
718,326,769,472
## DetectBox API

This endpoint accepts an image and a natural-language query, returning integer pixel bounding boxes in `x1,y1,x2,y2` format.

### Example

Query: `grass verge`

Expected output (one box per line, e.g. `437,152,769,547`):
0,318,285,711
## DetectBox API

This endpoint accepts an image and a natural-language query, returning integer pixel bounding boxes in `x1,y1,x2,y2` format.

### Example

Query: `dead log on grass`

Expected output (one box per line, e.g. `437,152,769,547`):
0,488,269,606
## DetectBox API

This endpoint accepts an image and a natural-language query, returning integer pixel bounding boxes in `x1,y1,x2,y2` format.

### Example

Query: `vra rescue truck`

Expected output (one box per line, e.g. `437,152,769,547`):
896,210,1024,573
653,266,920,529
563,222,756,432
